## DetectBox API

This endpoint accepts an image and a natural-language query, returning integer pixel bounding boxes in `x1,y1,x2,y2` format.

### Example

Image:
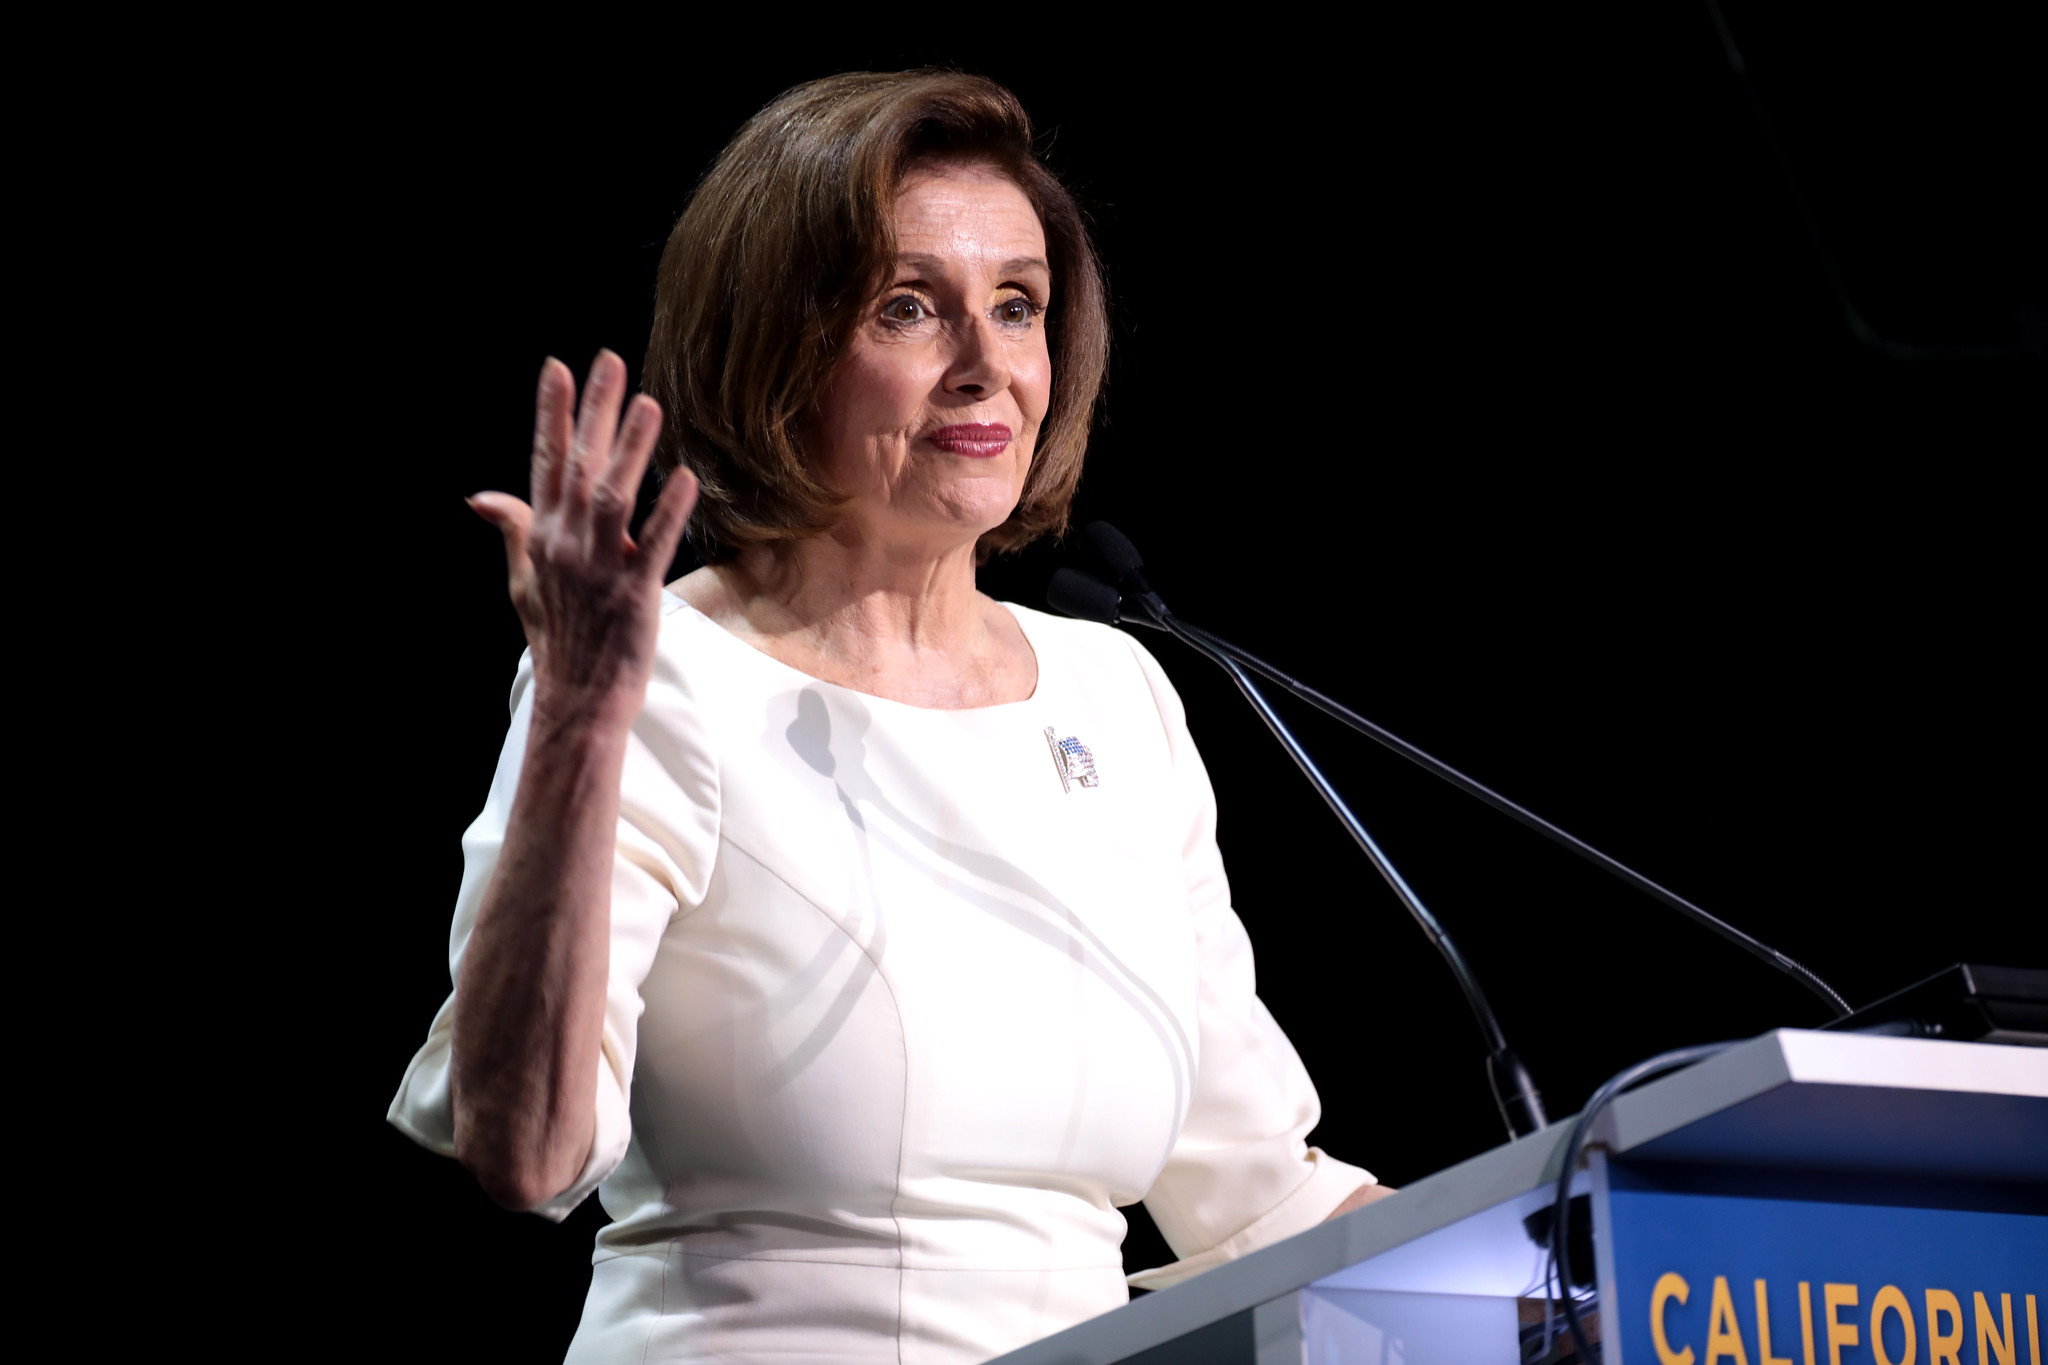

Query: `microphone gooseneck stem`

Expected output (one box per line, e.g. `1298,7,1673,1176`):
1168,618,1852,1020
1157,607,1547,1140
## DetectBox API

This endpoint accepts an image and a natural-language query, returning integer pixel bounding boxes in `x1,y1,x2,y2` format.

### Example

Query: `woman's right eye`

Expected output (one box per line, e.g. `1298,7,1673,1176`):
881,295,928,324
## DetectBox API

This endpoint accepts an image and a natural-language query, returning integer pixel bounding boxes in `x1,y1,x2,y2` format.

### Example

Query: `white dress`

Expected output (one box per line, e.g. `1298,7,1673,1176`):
389,595,1373,1363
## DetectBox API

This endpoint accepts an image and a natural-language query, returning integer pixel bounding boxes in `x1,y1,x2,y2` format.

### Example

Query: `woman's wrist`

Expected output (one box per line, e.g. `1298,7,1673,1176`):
528,676,646,741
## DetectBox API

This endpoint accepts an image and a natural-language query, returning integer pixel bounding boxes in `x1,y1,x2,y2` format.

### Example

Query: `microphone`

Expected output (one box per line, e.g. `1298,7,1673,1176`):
1047,525,1176,630
1053,524,1547,1140
1061,523,1852,1022
1046,567,1163,632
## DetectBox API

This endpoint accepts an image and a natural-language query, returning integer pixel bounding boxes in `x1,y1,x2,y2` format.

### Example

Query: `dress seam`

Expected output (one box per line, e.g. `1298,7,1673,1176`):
887,901,910,1365
696,837,913,1363
638,714,711,1365
637,1241,672,1365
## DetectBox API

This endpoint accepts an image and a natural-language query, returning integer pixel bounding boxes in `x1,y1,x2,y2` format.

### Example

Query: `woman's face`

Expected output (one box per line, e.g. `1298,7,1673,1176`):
807,163,1053,555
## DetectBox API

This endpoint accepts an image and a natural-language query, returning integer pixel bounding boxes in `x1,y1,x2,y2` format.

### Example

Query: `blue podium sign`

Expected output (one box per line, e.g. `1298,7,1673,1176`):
1596,1159,2045,1365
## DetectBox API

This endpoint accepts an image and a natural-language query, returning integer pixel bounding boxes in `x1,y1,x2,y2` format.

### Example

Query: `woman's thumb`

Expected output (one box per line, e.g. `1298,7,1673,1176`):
467,492,534,577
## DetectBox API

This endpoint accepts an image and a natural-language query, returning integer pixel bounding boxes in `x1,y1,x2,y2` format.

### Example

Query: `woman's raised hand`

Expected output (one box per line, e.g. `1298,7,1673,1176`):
454,351,696,1208
469,351,699,724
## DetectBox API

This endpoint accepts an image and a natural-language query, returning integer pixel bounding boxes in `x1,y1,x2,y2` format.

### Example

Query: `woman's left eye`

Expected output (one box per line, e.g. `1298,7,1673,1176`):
995,298,1039,325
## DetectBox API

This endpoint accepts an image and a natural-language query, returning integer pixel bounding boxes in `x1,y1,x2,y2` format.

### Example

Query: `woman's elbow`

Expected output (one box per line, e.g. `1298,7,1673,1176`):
458,1140,565,1213
448,1064,598,1211
453,1116,576,1213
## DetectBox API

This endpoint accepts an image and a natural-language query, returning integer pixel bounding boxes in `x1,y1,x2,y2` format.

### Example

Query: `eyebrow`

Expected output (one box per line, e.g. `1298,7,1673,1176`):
893,253,1051,277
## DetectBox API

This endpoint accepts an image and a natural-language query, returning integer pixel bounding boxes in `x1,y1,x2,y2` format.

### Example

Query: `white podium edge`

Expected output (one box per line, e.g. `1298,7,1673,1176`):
990,1030,2048,1365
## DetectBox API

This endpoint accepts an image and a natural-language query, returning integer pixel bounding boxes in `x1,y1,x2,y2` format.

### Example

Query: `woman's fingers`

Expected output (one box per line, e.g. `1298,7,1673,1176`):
597,394,663,532
565,350,628,520
487,348,691,712
531,359,576,512
637,467,700,582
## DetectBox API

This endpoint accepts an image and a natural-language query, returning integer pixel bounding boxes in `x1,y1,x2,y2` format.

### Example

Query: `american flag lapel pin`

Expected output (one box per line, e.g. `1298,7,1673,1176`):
1044,726,1099,793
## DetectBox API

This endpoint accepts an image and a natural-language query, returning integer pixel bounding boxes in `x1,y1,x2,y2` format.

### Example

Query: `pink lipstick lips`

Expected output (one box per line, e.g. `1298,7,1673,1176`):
925,422,1013,457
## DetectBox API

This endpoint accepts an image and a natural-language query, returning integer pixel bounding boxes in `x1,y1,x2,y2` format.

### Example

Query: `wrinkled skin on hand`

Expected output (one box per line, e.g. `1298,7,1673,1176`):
468,350,700,729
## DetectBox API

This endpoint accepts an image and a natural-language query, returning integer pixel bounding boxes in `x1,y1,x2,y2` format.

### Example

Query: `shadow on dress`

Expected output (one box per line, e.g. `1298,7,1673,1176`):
772,686,1194,1155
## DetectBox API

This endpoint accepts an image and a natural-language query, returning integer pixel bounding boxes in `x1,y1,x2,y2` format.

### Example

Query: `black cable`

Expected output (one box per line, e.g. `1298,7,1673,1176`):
1153,606,1546,1137
1054,542,1848,1022
1549,1041,1741,1362
1174,623,1507,1054
1701,0,2024,362
1164,616,1852,1019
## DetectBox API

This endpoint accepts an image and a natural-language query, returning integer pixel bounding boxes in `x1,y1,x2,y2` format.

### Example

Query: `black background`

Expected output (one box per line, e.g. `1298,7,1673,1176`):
252,7,2039,1359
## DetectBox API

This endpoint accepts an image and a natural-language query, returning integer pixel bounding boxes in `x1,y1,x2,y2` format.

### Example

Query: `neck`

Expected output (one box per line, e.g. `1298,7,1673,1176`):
679,518,1036,708
681,522,1036,709
722,524,987,653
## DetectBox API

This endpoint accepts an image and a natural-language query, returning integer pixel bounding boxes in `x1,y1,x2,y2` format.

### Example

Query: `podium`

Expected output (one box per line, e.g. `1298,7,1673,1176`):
992,1031,2047,1364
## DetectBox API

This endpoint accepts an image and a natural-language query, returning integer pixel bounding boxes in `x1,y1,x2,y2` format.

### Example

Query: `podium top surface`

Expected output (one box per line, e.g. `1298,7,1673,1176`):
991,1030,2048,1365
1592,1026,2045,1180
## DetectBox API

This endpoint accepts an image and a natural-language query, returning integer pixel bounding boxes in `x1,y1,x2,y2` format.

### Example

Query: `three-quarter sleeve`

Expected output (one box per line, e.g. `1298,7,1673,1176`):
385,647,721,1222
1122,641,1375,1291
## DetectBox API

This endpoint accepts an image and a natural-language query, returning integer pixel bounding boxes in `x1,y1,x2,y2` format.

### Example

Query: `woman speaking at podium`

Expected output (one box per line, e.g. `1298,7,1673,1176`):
389,70,1384,1363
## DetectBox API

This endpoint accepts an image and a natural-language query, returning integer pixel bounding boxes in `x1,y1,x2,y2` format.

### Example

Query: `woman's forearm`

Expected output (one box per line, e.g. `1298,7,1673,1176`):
450,699,632,1210
453,351,696,1210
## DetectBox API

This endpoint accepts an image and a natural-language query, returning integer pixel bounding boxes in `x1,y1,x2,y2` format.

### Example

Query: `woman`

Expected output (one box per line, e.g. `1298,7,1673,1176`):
390,70,1387,1362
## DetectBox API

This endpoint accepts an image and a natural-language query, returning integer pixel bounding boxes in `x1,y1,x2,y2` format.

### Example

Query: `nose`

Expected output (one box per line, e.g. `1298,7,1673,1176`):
943,313,1009,400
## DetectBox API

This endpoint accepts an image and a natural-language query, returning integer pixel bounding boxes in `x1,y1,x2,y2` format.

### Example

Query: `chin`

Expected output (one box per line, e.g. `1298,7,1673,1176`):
919,485,1024,538
895,508,1016,554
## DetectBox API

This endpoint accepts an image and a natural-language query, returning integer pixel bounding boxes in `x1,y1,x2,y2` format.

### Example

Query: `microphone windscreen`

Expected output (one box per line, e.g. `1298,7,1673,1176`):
1046,567,1123,624
1080,522,1147,584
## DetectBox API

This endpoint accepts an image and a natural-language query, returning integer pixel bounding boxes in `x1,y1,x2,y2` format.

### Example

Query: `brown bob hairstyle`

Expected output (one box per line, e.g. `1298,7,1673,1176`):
643,70,1109,562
